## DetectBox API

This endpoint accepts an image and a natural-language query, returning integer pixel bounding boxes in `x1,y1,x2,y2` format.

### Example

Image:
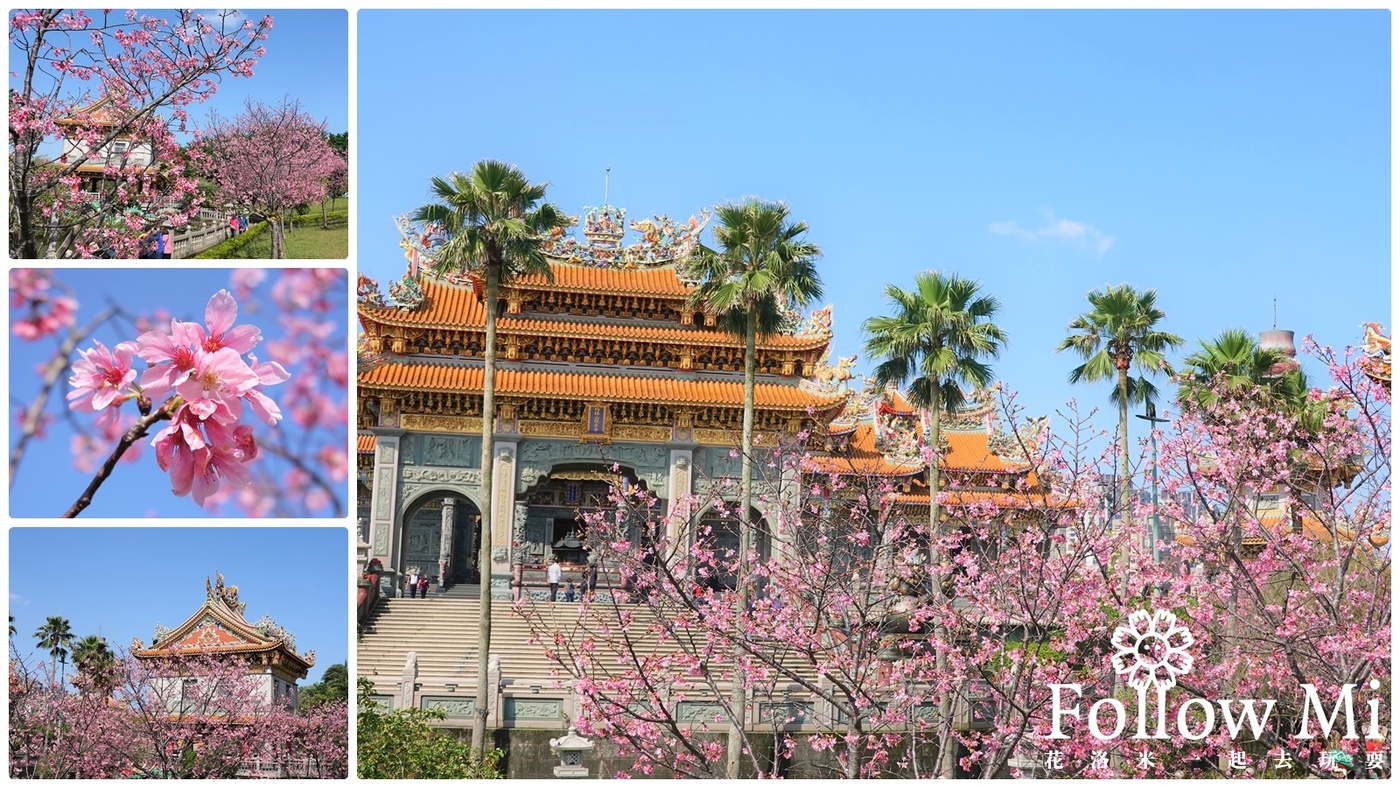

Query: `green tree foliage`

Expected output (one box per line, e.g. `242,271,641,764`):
299,662,349,712
355,679,503,779
32,616,74,684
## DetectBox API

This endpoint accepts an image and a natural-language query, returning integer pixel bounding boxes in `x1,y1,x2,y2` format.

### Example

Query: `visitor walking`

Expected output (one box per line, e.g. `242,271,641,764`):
239,214,248,233
407,567,420,599
418,575,429,599
564,580,576,603
228,214,239,239
547,557,562,601
161,229,173,260
153,230,166,260
585,560,599,596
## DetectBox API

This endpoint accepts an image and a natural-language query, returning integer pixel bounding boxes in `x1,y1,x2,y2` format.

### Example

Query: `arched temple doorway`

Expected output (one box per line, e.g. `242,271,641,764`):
400,493,483,586
516,464,662,569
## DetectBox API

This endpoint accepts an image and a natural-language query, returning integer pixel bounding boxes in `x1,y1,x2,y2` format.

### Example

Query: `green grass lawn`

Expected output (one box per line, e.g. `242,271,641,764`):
226,224,348,259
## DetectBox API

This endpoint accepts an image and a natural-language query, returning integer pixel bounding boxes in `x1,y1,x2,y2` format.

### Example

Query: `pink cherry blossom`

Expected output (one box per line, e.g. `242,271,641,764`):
175,346,259,423
66,339,138,412
189,289,261,354
135,319,201,400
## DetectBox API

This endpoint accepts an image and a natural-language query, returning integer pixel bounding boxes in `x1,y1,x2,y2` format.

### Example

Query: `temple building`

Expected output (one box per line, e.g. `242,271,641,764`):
55,94,156,198
355,205,1057,600
132,574,314,712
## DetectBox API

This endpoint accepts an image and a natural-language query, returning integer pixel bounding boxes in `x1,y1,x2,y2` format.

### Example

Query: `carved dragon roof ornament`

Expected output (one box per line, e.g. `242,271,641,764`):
542,204,712,269
1361,322,1390,387
206,572,245,616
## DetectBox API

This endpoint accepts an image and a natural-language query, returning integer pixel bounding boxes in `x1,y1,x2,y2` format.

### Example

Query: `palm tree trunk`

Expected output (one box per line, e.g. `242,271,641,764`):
471,265,499,755
1111,366,1131,772
928,394,957,779
726,310,758,778
1117,368,1132,539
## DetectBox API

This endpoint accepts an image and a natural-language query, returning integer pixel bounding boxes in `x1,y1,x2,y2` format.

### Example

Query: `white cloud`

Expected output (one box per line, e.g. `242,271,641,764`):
989,211,1116,256
9,592,30,607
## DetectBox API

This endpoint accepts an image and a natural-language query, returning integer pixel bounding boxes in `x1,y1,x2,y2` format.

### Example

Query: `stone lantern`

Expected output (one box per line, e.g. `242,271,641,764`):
548,726,594,778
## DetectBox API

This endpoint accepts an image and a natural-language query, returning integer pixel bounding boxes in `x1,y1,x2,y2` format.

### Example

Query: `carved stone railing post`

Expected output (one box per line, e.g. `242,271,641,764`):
400,651,419,709
487,654,504,728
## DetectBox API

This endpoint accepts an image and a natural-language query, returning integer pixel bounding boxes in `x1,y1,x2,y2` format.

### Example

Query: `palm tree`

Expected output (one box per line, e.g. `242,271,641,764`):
71,634,117,695
1056,284,1184,552
684,199,822,777
33,616,74,686
861,270,1006,778
1177,328,1310,416
410,160,568,755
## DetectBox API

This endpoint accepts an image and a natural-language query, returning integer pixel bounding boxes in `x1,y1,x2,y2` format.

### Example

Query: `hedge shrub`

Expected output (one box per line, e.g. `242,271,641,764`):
290,210,347,229
192,221,269,259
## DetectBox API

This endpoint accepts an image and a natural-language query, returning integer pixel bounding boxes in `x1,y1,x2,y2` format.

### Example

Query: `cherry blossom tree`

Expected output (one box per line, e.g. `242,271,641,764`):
203,97,342,258
9,9,272,259
9,268,348,518
1141,339,1392,778
516,365,1390,778
9,648,347,778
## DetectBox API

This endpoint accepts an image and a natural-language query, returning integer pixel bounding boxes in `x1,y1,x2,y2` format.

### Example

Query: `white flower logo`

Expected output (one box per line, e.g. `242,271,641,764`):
1111,609,1194,691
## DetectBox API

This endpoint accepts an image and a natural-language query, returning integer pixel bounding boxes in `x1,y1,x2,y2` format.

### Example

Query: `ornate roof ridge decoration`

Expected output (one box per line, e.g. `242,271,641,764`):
813,381,1048,476
131,574,314,670
542,204,712,269
1361,321,1390,386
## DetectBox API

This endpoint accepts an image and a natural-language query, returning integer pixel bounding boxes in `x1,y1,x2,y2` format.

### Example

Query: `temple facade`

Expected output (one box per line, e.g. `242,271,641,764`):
357,205,849,599
132,574,314,712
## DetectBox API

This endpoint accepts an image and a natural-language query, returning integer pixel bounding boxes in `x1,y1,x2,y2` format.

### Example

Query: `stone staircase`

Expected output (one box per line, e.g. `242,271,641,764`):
358,591,827,729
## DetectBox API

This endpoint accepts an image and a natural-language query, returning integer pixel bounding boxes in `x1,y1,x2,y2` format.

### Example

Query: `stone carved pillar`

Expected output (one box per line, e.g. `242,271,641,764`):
491,442,519,599
666,449,694,554
369,428,405,594
770,460,800,566
438,498,455,590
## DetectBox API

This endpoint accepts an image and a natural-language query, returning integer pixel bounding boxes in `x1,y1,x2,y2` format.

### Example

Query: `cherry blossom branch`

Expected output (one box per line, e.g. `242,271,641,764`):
62,398,175,518
10,307,114,487
258,441,345,517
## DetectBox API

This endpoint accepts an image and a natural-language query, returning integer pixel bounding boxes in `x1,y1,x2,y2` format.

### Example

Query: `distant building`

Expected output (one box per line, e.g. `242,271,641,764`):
55,94,156,197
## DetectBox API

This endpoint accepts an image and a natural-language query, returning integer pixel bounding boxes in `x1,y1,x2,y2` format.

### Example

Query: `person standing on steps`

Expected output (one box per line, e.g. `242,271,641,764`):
418,574,429,599
547,556,562,602
407,567,420,599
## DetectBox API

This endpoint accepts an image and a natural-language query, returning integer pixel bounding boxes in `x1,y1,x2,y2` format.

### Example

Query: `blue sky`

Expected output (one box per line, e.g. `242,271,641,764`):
10,8,348,148
358,9,1390,432
8,267,349,518
8,527,349,684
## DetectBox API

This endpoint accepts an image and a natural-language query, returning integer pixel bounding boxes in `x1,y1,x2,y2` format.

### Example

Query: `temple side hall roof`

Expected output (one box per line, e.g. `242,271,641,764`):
359,276,829,351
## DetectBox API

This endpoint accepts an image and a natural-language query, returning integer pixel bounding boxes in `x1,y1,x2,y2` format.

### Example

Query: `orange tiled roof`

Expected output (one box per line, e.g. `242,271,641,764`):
512,264,691,296
805,423,924,476
882,390,917,415
805,424,1023,477
1175,512,1388,548
359,359,846,412
360,277,827,350
895,489,1071,509
131,594,312,673
358,434,377,453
